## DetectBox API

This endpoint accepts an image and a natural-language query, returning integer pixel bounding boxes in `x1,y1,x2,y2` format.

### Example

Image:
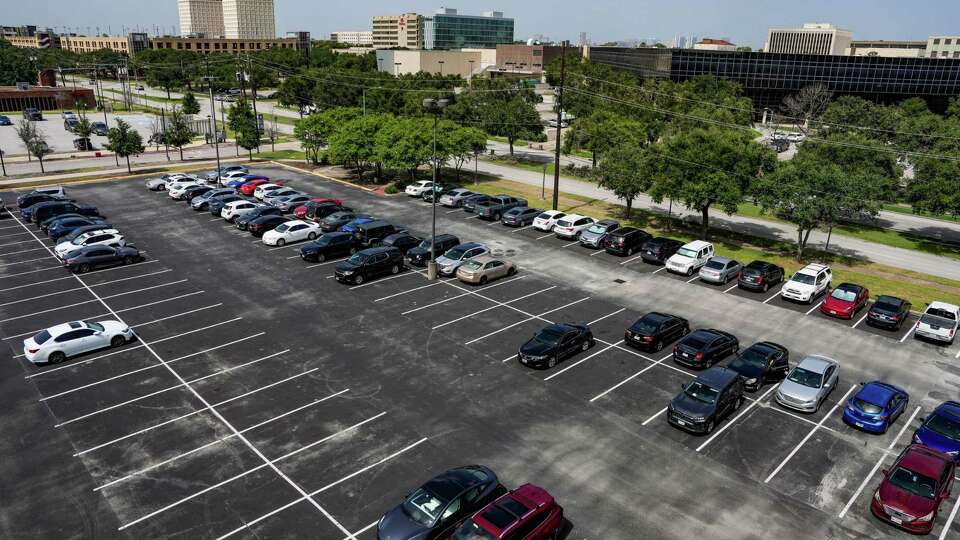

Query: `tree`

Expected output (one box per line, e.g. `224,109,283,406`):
375,117,433,182
485,95,542,156
593,143,655,217
798,131,900,195
329,113,396,180
27,129,52,173
105,119,145,173
563,110,648,166
781,84,832,129
444,79,542,156
293,107,362,164
165,108,196,160
74,116,93,140
228,98,259,159
181,91,201,115
15,119,37,162
277,74,315,117
440,123,487,181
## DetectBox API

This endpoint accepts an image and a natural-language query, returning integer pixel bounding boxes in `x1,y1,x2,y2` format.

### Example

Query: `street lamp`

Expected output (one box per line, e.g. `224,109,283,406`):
468,60,475,85
422,97,450,281
394,62,401,76
438,60,444,76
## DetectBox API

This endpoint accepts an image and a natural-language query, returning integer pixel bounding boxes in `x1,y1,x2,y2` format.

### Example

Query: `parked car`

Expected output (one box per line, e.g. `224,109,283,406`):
422,184,450,203
698,256,742,284
406,234,460,267
166,178,206,199
501,206,543,227
262,219,320,246
553,214,596,240
475,195,528,221
204,164,247,182
55,230,124,258
665,240,715,276
63,244,142,273
449,484,564,540
579,219,620,248
247,215,288,237
624,312,689,352
913,401,960,459
0,115,12,126
456,255,517,285
462,194,493,213
915,302,959,345
781,263,832,304
73,137,93,151
518,322,595,369
16,191,66,209
299,232,360,262
738,260,785,292
439,188,477,207
866,295,913,331
668,366,745,434
870,444,955,534
57,224,115,244
334,246,404,285
208,194,245,216
820,282,870,319
436,242,489,276
319,211,367,233
190,188,235,210
91,121,108,136
603,227,652,257
235,206,282,230
843,381,909,434
47,216,110,240
382,232,422,254
673,329,739,369
340,216,376,235
221,200,263,222
272,194,313,213
23,107,42,121
262,188,303,205
64,117,80,132
775,355,840,413
353,220,403,248
405,180,436,197
294,199,345,220
726,341,789,392
253,183,287,200
145,173,196,191
22,320,134,365
224,173,267,188
377,466,506,540
239,178,277,196
532,210,566,232
30,201,99,224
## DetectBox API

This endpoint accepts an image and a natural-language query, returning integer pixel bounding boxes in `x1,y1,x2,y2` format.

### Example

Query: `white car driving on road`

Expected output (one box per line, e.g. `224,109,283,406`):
262,219,320,246
54,229,124,259
23,320,134,364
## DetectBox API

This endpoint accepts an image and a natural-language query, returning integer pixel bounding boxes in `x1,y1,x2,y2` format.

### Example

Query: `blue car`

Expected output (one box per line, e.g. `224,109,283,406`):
48,216,110,240
340,216,375,233
0,115,12,126
842,381,909,434
914,401,960,460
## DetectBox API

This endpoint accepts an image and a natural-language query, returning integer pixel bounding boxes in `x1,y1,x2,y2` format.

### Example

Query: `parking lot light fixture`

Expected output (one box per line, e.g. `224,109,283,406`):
423,97,450,281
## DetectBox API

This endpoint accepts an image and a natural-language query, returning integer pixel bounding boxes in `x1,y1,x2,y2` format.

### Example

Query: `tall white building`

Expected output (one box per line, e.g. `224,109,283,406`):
178,0,225,37
765,23,852,55
223,0,275,39
331,31,373,46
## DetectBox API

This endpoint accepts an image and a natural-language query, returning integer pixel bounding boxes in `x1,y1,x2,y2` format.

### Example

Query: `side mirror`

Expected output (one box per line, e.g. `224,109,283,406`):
880,468,889,477
680,383,686,391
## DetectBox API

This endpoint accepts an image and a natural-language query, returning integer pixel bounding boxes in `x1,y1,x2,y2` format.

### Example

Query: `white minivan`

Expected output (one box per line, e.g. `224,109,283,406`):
665,240,714,276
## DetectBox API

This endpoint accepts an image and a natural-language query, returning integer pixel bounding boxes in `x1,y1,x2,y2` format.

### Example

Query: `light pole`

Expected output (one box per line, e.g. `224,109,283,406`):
394,62,401,77
438,60,444,76
422,97,449,281
468,60,475,86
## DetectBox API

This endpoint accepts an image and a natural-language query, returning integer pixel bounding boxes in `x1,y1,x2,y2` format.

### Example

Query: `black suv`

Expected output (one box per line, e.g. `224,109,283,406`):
866,295,913,330
668,366,745,434
235,206,282,230
518,323,595,369
640,237,683,264
406,234,460,266
738,260,785,292
603,227,653,257
17,192,67,209
726,341,789,391
353,220,402,248
247,215,288,237
382,232,421,254
299,232,360,262
624,312,689,352
23,108,42,121
673,329,739,369
31,201,99,224
334,246,404,285
305,202,349,221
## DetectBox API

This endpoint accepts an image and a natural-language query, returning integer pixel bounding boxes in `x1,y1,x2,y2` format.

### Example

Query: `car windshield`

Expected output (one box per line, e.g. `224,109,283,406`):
676,248,697,258
451,520,498,540
444,247,468,260
71,235,89,245
732,348,769,369
34,330,52,344
346,253,369,265
788,366,822,388
704,260,725,270
831,288,858,302
924,413,960,441
85,321,104,332
888,467,937,500
462,260,483,271
873,298,902,312
853,397,884,415
534,328,565,347
790,273,816,285
401,488,447,526
274,224,289,233
927,308,957,320
630,315,663,334
684,381,719,404
586,224,607,234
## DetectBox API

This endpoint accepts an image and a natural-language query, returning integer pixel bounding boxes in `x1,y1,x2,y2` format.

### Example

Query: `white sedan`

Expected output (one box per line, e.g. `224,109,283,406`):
221,200,264,222
532,210,567,232
23,320,134,364
405,180,434,197
55,229,124,259
262,220,320,246
167,179,205,199
253,183,286,200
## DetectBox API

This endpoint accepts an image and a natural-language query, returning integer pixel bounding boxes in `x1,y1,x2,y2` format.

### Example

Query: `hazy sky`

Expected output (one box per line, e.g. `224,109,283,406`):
8,1,960,48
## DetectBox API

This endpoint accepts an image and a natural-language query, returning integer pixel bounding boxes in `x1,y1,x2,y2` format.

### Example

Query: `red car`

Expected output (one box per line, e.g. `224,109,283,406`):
448,484,563,540
871,444,955,534
293,198,345,219
820,282,869,319
239,178,280,196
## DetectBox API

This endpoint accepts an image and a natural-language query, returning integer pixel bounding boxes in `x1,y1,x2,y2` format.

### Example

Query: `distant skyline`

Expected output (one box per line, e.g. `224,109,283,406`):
6,1,960,48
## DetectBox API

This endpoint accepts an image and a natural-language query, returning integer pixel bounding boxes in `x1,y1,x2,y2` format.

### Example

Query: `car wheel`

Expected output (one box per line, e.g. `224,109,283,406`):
158,185,166,191
307,232,317,240
581,340,590,352
353,274,364,285
110,335,126,348
48,351,66,364
686,266,693,276
547,356,557,368
704,419,715,434
315,253,325,263
734,396,743,411
507,266,517,276
276,238,285,246
762,282,769,292
123,256,134,265
493,212,501,221
77,263,90,274
349,247,357,255
655,340,663,352
479,275,488,285
626,247,634,256
390,264,400,275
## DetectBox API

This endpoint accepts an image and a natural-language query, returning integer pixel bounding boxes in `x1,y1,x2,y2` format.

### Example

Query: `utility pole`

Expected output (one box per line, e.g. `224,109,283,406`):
203,56,222,185
551,40,568,211
159,106,170,161
94,68,108,127
246,53,260,151
0,147,6,177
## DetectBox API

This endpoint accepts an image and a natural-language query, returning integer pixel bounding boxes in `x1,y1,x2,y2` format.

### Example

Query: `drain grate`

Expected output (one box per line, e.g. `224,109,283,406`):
613,278,626,284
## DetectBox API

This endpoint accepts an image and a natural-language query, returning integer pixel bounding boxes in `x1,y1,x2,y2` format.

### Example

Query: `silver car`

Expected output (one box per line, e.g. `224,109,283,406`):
775,355,839,413
579,219,620,248
438,188,477,208
262,188,303,204
145,173,195,191
435,242,489,276
698,256,742,284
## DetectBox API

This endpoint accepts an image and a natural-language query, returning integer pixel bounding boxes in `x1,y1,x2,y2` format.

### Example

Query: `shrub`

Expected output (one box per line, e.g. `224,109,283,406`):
384,183,400,194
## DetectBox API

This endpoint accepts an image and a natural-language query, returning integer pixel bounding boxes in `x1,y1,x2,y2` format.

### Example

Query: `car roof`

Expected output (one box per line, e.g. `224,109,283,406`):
745,260,774,269
357,220,392,228
558,213,586,221
797,355,836,373
358,246,398,255
834,282,863,292
682,240,712,250
596,219,619,226
544,323,579,333
697,366,741,387
874,295,905,306
857,381,902,405
539,209,564,216
899,445,952,479
689,329,724,341
799,263,830,274
708,256,733,264
44,321,86,337
934,401,960,418
928,301,960,312
469,254,499,265
749,341,785,354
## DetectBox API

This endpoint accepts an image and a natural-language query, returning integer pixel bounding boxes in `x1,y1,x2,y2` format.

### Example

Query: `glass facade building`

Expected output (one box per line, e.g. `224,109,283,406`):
424,11,514,50
588,47,960,114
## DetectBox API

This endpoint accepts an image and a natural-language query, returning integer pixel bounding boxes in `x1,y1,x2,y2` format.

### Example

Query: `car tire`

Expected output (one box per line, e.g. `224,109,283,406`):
123,256,134,265
48,351,65,364
390,264,400,275
686,266,693,276
110,335,126,348
704,419,715,434
77,263,90,274
307,232,317,240
315,253,325,263
276,238,285,246
494,212,501,221
354,274,364,285
734,395,743,411
479,276,488,285
547,356,557,368
762,282,769,292
349,247,357,255
507,267,517,276
581,341,590,352
158,185,166,191
655,340,663,352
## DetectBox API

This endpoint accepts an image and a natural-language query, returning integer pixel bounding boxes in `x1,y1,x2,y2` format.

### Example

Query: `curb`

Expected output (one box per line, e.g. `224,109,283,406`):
267,161,379,193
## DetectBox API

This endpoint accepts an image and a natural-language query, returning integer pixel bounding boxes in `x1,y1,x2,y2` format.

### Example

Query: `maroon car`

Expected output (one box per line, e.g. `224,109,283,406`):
871,444,955,534
448,484,563,540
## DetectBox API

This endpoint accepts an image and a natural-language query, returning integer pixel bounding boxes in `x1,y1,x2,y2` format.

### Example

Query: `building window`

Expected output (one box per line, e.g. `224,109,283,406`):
947,39,954,45
943,51,949,57
954,52,960,58
177,42,182,49
933,38,941,45
239,42,245,49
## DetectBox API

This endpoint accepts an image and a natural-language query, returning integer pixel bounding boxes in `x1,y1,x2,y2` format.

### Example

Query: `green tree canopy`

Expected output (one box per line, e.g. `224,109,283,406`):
181,91,201,115
228,98,259,159
165,108,196,160
593,143,655,217
105,118,145,173
293,107,362,163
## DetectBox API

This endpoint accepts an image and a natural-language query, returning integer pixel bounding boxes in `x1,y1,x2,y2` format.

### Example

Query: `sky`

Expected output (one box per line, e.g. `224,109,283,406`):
8,1,960,48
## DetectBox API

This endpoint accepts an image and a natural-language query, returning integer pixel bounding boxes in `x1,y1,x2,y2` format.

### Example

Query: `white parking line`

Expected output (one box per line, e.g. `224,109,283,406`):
763,384,857,483
116,410,385,531
587,307,626,326
267,240,312,251
55,349,291,426
487,219,501,226
762,290,780,303
214,437,429,540
208,217,222,222
652,266,667,274
464,297,591,345
536,232,554,239
642,406,668,425
445,208,461,214
696,384,780,452
851,312,870,329
900,322,918,343
723,282,739,293
686,275,700,283
0,279,189,323
0,256,55,267
0,274,73,293
561,240,580,248
75,368,319,457
619,254,644,265
838,405,922,518
304,257,348,269
343,521,378,540
349,269,426,290
286,253,302,259
432,286,556,330
0,265,63,279
589,249,606,257
0,246,48,257
0,269,173,308
939,493,960,540
0,238,42,248
374,280,448,303
131,303,223,328
399,276,526,315
590,353,674,402
510,224,535,233
805,300,825,315
544,339,624,381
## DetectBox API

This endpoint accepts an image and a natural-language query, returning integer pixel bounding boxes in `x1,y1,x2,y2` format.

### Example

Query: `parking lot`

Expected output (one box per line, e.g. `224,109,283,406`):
0,112,158,156
2,164,960,539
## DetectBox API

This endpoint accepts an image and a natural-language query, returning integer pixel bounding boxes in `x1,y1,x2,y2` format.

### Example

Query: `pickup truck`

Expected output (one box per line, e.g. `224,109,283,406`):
474,194,528,221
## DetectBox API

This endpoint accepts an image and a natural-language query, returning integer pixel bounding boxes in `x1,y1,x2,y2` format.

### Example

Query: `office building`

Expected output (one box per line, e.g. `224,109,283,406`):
0,84,96,111
330,31,373,46
765,23,852,55
177,0,224,37
495,44,566,74
372,13,423,49
223,0,275,39
585,46,960,114
61,33,150,55
2,28,59,49
927,36,960,59
376,49,496,78
423,8,514,50
847,40,925,58
694,38,736,52
150,33,307,54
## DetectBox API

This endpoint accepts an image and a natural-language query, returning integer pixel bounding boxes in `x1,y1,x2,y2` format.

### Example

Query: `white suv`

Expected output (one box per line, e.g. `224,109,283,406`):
781,263,832,304
553,214,596,239
221,200,263,222
665,240,714,276
533,210,566,232
915,302,959,345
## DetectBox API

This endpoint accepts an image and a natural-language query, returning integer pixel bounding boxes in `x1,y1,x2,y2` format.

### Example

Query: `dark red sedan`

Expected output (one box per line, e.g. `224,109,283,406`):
294,198,344,219
820,282,869,319
449,484,563,540
239,179,280,196
871,444,955,534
